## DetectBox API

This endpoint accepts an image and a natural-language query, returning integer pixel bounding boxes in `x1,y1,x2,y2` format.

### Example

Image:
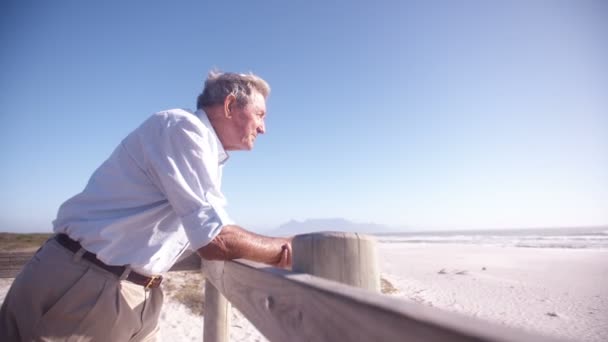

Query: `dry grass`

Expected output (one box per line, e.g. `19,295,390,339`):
0,233,52,252
163,271,206,316
173,283,205,316
381,277,400,294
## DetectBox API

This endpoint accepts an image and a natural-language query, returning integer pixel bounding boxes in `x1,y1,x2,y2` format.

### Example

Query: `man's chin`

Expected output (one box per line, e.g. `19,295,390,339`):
225,143,253,151
247,138,256,150
236,143,254,151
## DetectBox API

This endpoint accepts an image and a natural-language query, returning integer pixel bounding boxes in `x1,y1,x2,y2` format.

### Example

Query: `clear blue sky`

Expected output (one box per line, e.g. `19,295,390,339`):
1,1,606,233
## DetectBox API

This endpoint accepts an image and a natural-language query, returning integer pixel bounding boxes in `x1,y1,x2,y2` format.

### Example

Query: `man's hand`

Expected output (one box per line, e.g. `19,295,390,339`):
197,225,294,269
273,239,293,269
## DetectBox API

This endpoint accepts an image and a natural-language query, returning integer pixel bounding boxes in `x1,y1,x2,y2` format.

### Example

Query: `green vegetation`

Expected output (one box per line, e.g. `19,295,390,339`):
0,233,52,252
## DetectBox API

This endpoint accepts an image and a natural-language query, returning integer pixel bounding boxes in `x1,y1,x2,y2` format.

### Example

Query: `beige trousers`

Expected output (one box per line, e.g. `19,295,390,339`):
0,238,163,342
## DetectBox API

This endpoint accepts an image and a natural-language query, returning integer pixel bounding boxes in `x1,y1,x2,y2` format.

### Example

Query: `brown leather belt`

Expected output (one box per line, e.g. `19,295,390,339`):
55,234,162,289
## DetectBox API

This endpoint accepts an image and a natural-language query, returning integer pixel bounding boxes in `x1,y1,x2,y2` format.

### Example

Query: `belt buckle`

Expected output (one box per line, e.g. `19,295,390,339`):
145,275,159,289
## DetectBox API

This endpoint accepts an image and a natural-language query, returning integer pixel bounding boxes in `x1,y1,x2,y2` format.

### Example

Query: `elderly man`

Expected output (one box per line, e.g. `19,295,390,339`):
0,71,291,341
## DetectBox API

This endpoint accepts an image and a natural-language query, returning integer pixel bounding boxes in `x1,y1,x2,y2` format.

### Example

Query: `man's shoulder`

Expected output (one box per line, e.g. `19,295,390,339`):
139,108,206,131
152,108,197,122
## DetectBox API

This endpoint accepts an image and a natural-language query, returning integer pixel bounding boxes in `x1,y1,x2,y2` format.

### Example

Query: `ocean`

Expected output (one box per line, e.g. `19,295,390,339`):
374,226,608,249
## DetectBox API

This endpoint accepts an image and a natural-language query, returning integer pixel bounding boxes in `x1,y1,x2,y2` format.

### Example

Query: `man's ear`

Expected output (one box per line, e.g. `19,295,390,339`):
223,94,236,119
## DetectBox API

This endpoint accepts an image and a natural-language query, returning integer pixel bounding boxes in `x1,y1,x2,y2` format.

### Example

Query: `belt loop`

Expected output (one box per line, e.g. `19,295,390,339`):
72,248,86,262
119,265,132,280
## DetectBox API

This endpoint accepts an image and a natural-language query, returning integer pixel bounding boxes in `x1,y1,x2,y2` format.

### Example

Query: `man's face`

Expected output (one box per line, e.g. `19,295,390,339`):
224,91,267,151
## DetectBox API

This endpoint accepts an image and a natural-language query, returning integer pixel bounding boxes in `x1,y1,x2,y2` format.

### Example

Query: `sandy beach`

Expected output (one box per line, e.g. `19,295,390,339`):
379,243,608,342
1,242,607,341
157,271,266,342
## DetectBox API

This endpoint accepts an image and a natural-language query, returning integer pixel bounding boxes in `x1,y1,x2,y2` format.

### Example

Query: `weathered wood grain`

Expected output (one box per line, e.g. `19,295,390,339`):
203,281,231,342
168,251,201,272
202,259,566,342
293,232,380,291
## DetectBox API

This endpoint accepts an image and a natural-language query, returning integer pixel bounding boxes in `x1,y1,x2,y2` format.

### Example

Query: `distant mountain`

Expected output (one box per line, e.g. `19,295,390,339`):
270,218,394,236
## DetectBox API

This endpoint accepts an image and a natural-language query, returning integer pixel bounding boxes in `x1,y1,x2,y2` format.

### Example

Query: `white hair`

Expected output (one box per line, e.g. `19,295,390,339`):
196,70,270,109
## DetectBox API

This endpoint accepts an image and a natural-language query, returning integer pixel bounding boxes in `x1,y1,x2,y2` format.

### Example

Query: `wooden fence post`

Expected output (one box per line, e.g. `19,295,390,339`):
292,232,380,292
203,268,231,342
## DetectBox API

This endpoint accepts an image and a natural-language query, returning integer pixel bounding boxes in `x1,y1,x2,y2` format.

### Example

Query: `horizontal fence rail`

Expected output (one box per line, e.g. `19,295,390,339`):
202,258,565,342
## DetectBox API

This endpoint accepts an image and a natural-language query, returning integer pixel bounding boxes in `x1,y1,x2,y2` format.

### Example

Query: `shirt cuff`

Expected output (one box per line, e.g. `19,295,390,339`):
180,198,234,250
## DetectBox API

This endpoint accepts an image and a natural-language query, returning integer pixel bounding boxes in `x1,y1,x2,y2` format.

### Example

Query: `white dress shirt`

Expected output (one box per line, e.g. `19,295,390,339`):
53,109,233,276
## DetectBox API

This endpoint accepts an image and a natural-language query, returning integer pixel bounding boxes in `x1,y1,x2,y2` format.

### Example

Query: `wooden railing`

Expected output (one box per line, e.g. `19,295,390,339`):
0,232,567,342
201,232,566,342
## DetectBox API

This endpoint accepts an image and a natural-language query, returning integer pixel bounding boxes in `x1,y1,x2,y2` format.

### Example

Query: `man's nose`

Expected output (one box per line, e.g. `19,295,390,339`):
257,122,266,134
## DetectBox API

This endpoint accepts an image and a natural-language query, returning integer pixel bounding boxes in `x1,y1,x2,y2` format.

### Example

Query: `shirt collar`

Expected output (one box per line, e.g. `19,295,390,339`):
195,109,230,164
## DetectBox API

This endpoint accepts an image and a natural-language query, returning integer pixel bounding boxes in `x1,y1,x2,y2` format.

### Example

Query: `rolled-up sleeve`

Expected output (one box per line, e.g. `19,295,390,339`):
142,114,233,250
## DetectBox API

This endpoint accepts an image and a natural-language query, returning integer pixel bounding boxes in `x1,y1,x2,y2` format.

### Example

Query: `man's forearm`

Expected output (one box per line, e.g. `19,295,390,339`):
197,225,290,266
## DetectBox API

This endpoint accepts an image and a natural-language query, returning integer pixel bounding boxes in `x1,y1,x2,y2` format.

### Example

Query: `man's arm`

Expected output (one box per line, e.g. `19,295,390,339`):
197,225,292,268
